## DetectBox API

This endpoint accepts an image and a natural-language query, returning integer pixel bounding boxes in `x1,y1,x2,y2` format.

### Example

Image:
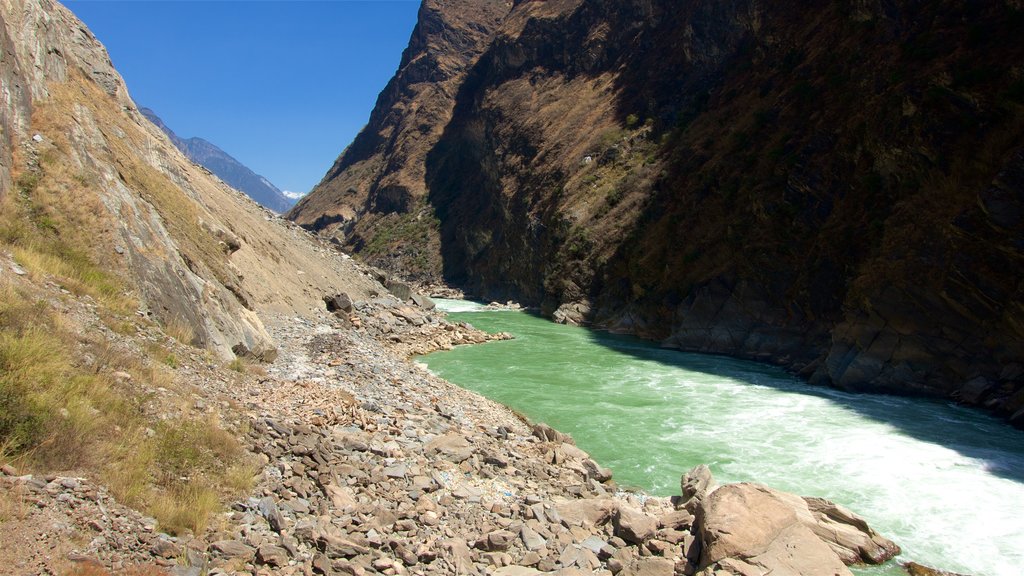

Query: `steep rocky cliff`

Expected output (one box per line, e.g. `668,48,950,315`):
0,0,379,359
299,0,1024,427
288,0,511,281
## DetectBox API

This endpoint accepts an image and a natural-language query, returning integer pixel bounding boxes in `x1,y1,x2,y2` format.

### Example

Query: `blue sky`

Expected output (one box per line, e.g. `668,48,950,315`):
65,0,421,196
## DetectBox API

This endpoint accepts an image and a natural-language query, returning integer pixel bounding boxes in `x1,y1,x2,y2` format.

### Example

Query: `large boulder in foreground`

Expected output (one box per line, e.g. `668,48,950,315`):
694,479,899,575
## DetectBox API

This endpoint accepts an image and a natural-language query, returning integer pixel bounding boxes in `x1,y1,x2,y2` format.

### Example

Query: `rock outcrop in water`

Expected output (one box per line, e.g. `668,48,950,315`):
295,0,1024,429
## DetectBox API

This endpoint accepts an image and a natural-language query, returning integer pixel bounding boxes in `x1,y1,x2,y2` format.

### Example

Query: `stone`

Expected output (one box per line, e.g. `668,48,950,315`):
258,496,286,533
493,567,542,576
532,423,574,444
659,509,695,530
384,463,408,479
580,535,606,555
320,533,369,559
211,540,255,560
955,376,993,405
411,293,436,310
324,293,354,314
583,459,613,482
442,539,474,574
621,557,674,576
484,530,516,551
558,544,580,567
151,538,181,559
312,553,332,575
680,465,715,511
903,562,971,576
520,524,547,551
424,433,474,463
386,280,412,301
256,544,289,567
614,505,657,545
325,484,358,512
555,498,617,527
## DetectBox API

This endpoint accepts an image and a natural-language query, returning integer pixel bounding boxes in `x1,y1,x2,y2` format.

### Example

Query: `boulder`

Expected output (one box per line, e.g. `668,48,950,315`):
520,524,547,551
532,423,575,444
411,292,436,310
323,292,354,314
555,497,618,527
583,458,613,482
258,496,286,533
694,482,900,576
480,530,516,551
386,279,412,301
613,505,657,545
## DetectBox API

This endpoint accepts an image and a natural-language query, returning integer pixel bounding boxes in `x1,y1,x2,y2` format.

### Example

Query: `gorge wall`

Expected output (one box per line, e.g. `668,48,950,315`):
296,0,1024,427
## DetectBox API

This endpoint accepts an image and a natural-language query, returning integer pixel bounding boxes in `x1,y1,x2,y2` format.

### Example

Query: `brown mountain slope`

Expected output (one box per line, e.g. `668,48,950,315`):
298,0,1024,427
1,0,379,358
288,0,511,281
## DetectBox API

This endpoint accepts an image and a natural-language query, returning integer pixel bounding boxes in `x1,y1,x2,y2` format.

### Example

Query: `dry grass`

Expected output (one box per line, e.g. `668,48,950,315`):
0,70,259,540
163,316,195,346
0,483,29,523
223,461,259,494
1,240,244,537
149,484,220,536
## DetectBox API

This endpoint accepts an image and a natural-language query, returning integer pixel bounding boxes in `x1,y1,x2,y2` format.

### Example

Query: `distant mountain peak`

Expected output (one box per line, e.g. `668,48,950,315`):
140,108,295,213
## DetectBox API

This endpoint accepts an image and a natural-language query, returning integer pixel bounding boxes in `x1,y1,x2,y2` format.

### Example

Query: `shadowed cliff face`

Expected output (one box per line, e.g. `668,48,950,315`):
298,0,1024,427
288,0,511,281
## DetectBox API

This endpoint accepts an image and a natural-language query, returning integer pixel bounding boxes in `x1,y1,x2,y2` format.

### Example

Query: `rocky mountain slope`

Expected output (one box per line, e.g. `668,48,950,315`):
0,0,389,360
288,0,512,282
297,0,1024,428
140,107,296,213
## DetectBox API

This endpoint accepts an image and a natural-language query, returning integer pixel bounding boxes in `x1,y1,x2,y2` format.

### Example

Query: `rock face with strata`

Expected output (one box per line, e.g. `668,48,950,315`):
295,0,1024,428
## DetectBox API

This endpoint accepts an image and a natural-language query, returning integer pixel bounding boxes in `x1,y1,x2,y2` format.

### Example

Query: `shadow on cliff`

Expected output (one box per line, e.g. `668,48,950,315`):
576,326,1024,486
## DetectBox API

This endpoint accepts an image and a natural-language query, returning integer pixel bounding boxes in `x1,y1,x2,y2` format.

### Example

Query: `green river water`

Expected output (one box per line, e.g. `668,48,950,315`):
420,300,1024,576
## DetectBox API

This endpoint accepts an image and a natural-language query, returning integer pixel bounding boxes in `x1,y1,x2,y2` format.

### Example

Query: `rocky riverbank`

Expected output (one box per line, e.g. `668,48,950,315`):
1,287,909,576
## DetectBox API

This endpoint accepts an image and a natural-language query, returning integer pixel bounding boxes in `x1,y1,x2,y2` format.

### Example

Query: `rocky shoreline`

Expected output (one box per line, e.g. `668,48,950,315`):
1,289,919,576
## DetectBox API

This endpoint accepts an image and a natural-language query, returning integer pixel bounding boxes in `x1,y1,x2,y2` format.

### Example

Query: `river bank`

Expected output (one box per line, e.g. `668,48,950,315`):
1,288,911,576
423,302,1024,576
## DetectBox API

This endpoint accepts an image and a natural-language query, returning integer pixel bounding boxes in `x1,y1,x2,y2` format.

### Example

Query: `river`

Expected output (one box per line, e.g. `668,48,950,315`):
421,300,1024,576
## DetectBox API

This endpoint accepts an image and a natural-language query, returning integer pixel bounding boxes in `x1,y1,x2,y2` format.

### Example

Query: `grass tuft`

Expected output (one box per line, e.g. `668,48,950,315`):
149,483,220,536
164,316,195,346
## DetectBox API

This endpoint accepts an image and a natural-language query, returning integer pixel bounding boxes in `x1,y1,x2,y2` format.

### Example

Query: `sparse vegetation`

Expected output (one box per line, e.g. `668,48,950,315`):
164,316,196,345
0,83,256,537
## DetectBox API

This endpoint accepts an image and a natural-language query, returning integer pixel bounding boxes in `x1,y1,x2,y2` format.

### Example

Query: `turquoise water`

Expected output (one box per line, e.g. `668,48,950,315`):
422,300,1024,576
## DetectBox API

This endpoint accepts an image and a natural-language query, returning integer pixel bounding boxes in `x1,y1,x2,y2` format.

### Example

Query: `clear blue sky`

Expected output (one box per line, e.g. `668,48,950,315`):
65,0,421,196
